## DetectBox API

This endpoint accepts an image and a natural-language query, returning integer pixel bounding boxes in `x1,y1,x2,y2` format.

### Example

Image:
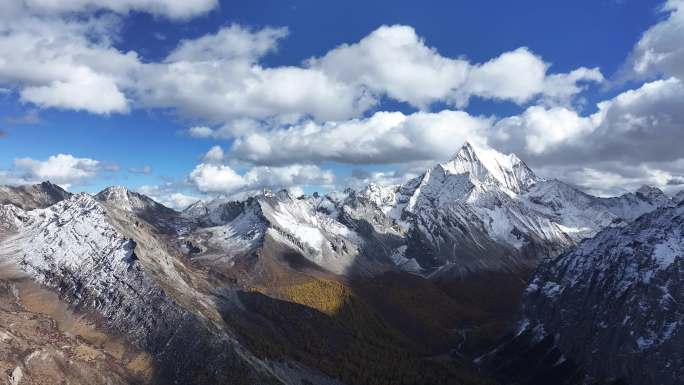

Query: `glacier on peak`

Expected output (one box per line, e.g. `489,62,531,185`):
443,141,539,194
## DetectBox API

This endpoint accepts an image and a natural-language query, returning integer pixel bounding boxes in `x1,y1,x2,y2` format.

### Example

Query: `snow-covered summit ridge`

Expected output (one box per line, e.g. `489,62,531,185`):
635,185,672,206
443,141,539,194
0,193,132,276
184,141,671,276
354,141,676,273
30,194,123,269
0,141,677,279
95,185,176,215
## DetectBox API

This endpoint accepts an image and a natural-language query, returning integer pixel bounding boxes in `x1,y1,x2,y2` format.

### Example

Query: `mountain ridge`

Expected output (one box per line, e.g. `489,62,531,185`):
0,181,72,210
2,142,677,279
0,142,681,385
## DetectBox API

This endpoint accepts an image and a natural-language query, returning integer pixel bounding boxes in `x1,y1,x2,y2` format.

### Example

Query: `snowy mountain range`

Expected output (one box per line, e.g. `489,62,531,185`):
174,142,675,278
0,142,680,385
360,142,672,275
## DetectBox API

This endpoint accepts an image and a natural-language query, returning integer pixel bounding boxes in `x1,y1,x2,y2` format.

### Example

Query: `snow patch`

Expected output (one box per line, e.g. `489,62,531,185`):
653,234,682,269
389,245,422,273
542,282,562,298
636,335,655,351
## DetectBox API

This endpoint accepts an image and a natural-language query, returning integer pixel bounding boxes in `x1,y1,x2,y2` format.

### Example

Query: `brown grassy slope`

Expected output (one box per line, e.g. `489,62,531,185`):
0,279,153,385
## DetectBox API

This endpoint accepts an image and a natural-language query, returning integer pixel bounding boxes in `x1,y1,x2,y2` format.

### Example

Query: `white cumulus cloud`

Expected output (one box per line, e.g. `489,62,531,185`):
189,163,334,194
4,0,217,20
493,105,597,155
229,110,493,165
137,184,201,210
0,13,602,121
202,146,225,164
624,0,684,80
309,25,602,110
12,154,100,186
21,66,128,114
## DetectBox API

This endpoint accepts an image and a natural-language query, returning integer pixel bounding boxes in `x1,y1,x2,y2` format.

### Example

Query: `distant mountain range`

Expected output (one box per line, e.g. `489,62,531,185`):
0,142,680,385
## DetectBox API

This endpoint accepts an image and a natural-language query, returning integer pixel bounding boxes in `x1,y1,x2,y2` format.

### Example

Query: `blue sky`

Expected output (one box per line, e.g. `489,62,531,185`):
1,0,683,208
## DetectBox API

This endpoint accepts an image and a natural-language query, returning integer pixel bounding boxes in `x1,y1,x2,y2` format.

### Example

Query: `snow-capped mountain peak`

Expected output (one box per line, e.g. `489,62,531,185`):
182,199,209,217
635,185,670,205
95,185,175,215
401,141,540,213
443,141,539,194
96,185,132,200
354,142,675,274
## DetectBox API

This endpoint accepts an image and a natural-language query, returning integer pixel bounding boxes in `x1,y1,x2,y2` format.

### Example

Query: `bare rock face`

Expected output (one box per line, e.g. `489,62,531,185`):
518,204,684,385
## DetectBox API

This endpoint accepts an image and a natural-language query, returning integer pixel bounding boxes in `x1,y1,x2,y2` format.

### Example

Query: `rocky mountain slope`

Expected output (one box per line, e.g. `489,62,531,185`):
0,258,153,385
95,186,175,216
487,202,684,385
0,194,286,385
0,189,492,385
674,190,684,205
